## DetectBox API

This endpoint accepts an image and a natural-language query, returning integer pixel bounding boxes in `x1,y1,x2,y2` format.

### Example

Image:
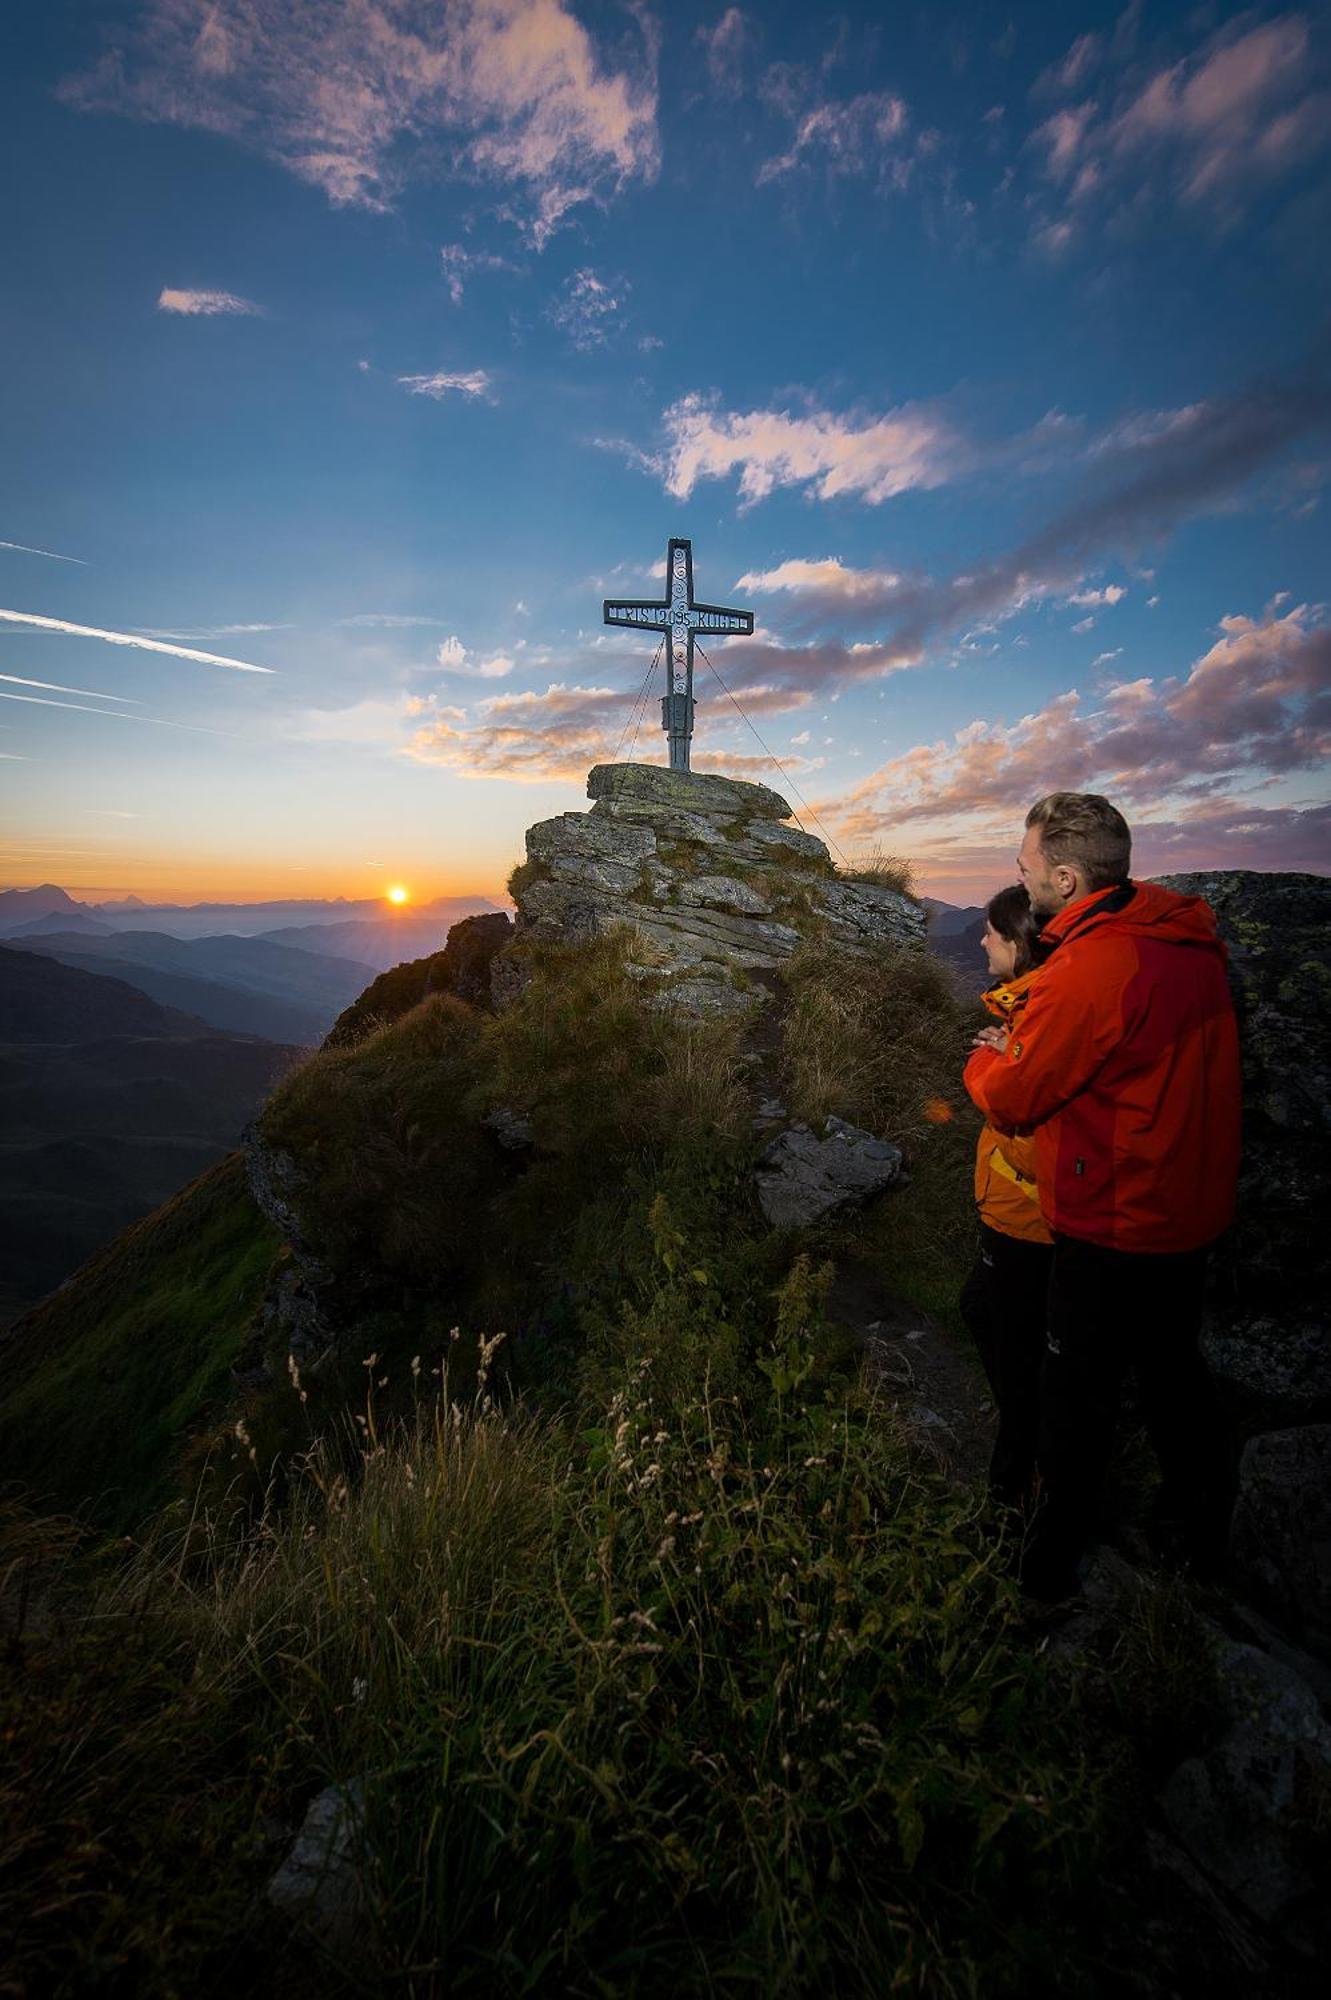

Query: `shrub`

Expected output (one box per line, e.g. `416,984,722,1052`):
839,849,919,899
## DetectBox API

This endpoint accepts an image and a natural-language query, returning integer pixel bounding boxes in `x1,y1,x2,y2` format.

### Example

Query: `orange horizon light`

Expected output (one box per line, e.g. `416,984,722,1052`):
386,884,410,906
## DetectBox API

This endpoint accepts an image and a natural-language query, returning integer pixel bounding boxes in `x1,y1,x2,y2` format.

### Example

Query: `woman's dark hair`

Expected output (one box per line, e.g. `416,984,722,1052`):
986,883,1049,978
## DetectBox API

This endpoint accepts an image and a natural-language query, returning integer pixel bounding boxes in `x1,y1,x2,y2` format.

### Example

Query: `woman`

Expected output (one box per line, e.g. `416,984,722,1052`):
959,885,1053,1508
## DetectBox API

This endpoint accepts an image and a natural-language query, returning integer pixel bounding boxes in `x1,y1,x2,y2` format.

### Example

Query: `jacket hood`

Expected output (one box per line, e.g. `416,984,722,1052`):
1044,881,1225,953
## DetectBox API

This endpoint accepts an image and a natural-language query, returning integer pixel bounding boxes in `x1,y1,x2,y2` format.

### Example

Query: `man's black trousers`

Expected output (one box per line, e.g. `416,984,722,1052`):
959,1222,1053,1506
1022,1232,1235,1598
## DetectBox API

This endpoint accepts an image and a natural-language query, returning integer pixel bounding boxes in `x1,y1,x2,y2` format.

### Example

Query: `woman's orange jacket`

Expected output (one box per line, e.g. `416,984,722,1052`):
964,882,1241,1254
973,966,1051,1245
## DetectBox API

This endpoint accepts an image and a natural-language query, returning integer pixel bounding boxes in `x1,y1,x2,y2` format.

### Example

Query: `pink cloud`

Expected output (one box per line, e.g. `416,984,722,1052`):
63,0,659,240
655,391,958,507
818,602,1331,849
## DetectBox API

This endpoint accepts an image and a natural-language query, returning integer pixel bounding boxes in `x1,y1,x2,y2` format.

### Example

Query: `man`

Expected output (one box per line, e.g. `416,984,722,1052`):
965,792,1241,1599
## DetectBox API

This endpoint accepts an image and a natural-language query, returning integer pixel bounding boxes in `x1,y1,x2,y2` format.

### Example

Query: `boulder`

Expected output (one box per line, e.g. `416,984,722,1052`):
1229,1425,1331,1661
1202,1313,1331,1430
756,1116,904,1227
1160,1641,1331,1952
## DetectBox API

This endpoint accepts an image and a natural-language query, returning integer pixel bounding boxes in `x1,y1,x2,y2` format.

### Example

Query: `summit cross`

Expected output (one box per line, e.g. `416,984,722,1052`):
603,537,753,772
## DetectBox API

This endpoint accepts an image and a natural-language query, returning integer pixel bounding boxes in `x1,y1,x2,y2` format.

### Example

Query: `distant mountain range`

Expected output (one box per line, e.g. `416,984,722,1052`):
0,947,298,1324
0,883,502,1039
0,882,499,943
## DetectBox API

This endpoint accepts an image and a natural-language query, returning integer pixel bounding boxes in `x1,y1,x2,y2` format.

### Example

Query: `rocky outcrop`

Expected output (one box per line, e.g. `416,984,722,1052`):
496,762,922,1017
1160,1640,1331,1954
1230,1426,1331,1661
1155,872,1330,1671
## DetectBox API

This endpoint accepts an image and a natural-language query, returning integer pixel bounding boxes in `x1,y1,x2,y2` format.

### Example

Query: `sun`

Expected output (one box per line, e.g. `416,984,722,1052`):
386,884,410,906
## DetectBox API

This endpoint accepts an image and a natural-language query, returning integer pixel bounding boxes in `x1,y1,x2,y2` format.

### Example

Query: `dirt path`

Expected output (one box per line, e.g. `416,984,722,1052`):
827,1259,994,1488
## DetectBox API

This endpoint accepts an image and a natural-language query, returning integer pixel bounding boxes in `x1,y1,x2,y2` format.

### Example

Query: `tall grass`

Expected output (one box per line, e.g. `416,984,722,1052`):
3,1332,1103,1998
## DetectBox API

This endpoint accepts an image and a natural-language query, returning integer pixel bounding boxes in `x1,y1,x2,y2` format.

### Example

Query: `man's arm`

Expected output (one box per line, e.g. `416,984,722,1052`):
964,948,1123,1130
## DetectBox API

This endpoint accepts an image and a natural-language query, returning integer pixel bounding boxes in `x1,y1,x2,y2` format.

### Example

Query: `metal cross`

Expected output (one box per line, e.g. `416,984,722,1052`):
603,537,753,772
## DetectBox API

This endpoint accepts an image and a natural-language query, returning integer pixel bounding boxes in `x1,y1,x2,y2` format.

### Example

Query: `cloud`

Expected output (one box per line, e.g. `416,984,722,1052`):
649,390,958,507
735,557,902,600
697,8,753,90
1109,15,1322,201
338,613,449,629
545,267,628,350
157,286,261,315
1036,33,1102,96
822,601,1331,853
0,538,87,565
435,635,514,679
406,680,625,782
65,0,659,241
135,622,290,637
396,369,494,400
1025,12,1329,246
1071,615,1095,633
296,698,412,747
1091,648,1123,667
439,241,521,303
0,688,233,736
0,608,274,672
758,89,911,186
649,353,1331,717
0,673,141,702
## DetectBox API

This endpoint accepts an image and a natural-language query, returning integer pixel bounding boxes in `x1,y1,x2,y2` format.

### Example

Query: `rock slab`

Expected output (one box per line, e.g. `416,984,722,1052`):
756,1116,905,1227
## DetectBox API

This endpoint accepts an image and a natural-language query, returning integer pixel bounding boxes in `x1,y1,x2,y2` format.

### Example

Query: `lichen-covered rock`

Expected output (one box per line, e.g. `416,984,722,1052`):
1160,1641,1331,1951
1154,874,1329,1484
1203,1313,1331,1429
587,761,792,821
755,1116,905,1227
1229,1425,1331,1661
494,761,925,1017
1155,871,1330,1136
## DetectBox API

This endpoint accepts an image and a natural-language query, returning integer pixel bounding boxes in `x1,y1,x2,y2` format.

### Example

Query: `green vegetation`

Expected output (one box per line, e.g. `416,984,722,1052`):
0,1155,279,1530
779,945,980,1327
3,1281,1115,1999
1,926,1247,1995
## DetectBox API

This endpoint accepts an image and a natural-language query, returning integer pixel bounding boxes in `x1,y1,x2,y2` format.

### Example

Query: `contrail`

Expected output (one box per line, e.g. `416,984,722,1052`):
0,689,236,735
0,608,274,672
0,673,142,702
0,539,87,565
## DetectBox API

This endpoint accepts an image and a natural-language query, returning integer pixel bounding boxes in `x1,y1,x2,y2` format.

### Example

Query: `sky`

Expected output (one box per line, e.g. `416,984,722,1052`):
1,0,1328,907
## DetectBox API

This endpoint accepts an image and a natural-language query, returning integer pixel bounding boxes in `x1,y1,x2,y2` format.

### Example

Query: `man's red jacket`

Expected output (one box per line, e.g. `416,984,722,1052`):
963,882,1241,1254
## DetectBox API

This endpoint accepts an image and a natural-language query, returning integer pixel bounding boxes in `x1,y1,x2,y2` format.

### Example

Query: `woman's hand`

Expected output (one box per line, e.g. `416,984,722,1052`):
971,1024,1010,1054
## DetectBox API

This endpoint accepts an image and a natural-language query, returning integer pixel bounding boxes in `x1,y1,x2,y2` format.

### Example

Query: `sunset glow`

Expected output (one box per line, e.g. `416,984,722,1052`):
0,2,1326,909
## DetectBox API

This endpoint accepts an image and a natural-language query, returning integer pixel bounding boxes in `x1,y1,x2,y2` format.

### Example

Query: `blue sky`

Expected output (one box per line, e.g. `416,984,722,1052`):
2,0,1328,905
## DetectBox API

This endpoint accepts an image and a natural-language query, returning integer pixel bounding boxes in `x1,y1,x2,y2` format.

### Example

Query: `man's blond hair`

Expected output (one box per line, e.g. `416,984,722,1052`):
1026,792,1131,891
